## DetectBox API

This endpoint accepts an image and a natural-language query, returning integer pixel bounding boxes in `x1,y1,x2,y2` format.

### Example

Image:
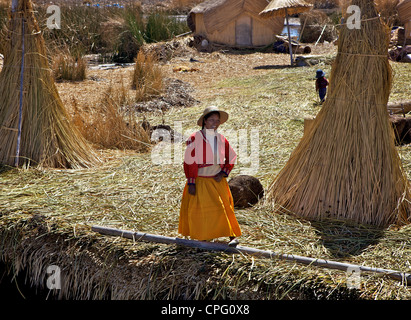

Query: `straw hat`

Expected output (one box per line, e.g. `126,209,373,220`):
197,106,229,126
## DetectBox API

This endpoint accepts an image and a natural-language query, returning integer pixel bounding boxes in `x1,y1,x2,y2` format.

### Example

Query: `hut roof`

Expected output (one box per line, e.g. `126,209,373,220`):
397,0,411,22
259,0,313,18
188,0,284,33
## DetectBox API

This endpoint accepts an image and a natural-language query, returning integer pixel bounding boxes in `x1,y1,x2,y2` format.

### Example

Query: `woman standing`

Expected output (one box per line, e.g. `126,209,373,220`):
179,106,241,246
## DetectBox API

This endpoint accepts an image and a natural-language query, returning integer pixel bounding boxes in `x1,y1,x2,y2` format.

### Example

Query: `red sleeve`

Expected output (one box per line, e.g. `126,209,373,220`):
183,134,198,184
221,137,236,176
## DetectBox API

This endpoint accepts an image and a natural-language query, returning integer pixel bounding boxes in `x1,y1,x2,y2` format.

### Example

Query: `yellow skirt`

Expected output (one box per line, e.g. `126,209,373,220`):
179,177,241,240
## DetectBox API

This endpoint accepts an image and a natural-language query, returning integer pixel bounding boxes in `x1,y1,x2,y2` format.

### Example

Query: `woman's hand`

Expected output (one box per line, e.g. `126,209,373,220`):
214,172,224,182
188,184,196,195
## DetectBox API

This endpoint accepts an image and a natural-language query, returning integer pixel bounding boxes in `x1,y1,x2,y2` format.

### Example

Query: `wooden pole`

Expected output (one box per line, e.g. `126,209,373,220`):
293,15,307,59
10,0,25,167
387,100,411,115
15,15,25,167
92,225,411,285
285,9,293,66
315,25,327,46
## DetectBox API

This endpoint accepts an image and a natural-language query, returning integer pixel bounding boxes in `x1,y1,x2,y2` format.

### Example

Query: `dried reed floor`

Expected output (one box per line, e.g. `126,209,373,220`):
1,42,411,300
81,43,334,103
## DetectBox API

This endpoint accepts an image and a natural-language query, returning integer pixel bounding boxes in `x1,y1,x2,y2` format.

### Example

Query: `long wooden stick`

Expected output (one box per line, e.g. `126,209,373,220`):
293,15,307,59
285,9,293,66
91,225,411,285
315,25,327,46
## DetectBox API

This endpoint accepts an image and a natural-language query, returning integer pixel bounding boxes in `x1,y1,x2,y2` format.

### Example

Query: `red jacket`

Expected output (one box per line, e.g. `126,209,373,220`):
316,77,329,90
184,130,237,184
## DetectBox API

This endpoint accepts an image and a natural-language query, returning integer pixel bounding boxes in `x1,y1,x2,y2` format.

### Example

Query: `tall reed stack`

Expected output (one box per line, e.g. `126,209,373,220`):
0,0,97,168
267,0,411,227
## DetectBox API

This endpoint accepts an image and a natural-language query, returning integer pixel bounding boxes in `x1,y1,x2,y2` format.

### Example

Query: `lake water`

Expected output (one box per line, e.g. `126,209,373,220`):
280,18,301,39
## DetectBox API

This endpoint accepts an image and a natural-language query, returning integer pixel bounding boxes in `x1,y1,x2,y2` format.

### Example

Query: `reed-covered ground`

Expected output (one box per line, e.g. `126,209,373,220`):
0,38,410,299
0,0,410,301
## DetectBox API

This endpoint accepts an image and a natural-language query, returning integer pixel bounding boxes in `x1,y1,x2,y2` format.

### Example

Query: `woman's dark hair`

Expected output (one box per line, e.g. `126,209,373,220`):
202,111,220,129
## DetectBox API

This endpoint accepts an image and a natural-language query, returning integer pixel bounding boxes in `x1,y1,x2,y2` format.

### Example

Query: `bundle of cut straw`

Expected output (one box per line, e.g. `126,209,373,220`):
131,50,163,102
0,0,97,168
267,0,411,227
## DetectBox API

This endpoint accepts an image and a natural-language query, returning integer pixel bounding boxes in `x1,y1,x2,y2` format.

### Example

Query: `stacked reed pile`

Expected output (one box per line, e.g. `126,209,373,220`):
0,0,97,168
267,0,411,227
131,49,163,102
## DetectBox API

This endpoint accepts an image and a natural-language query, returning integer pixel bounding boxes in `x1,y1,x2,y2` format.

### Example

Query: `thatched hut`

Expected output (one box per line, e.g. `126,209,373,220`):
187,0,285,47
397,0,411,43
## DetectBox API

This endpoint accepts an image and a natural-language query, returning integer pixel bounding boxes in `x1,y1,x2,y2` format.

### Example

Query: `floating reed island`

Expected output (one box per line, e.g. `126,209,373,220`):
267,0,411,227
0,0,410,301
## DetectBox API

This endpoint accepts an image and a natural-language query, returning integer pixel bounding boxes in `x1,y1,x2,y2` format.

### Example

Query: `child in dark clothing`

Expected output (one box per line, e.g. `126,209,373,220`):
315,69,329,103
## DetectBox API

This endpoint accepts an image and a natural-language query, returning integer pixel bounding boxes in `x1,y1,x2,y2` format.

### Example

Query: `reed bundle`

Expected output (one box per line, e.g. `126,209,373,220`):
71,84,151,151
131,50,163,102
0,0,97,168
267,0,411,227
52,48,87,82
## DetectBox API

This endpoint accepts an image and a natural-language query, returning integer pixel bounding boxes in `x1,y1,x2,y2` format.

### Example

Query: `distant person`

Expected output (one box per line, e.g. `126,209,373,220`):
315,69,329,103
179,106,241,246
